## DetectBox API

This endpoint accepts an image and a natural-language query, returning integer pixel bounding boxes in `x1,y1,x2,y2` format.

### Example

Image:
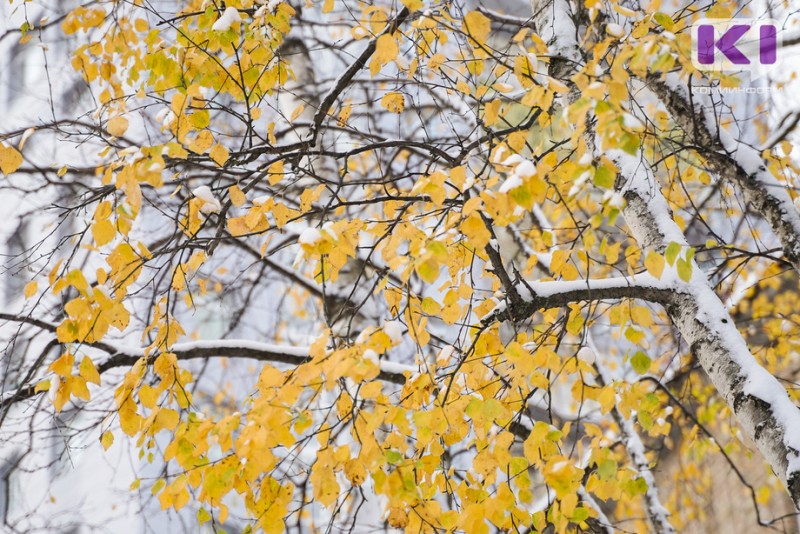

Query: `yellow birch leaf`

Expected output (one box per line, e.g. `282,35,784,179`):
229,185,246,206
191,130,214,154
227,216,251,236
401,0,423,10
209,143,229,167
268,160,285,185
484,99,501,126
24,280,38,299
371,34,399,76
428,53,446,70
463,11,491,44
101,431,114,450
644,251,665,279
49,352,74,376
107,116,129,137
460,212,491,249
381,92,405,113
338,103,352,126
290,104,305,122
80,357,101,385
0,144,23,175
92,219,116,246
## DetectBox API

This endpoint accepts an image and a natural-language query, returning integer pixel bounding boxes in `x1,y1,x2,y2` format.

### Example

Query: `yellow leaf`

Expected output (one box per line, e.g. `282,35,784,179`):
80,357,101,385
484,99,501,126
101,431,114,450
460,212,491,249
229,185,246,206
416,260,440,283
401,0,423,10
463,11,491,45
107,116,129,137
227,216,252,236
0,144,23,175
322,0,334,13
49,352,74,377
644,251,665,279
372,34,399,76
92,219,116,246
24,280,37,299
192,130,214,154
338,103,352,126
380,92,405,113
344,459,367,485
209,143,229,167
139,384,159,408
290,104,305,122
268,161,285,185
34,379,50,392
197,508,212,524
428,53,446,71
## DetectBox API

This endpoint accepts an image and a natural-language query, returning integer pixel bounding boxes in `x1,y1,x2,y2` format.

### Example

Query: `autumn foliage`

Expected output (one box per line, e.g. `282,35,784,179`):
2,0,800,532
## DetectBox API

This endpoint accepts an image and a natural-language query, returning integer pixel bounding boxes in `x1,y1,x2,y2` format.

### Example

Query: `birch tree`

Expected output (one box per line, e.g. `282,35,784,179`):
1,0,800,532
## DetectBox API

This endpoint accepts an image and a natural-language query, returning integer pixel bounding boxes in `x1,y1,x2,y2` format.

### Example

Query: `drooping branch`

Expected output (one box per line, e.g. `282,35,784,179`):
0,336,414,411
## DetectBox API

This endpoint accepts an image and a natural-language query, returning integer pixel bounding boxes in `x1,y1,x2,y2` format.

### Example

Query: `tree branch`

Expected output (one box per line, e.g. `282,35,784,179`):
648,76,800,273
612,146,800,510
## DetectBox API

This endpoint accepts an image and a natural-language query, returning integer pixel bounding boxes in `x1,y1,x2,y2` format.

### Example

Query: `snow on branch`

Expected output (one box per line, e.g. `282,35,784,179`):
487,273,678,323
592,344,675,534
614,146,800,509
648,76,800,273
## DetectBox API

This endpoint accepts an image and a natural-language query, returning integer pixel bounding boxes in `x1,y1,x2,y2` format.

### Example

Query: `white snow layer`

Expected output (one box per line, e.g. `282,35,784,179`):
211,7,240,32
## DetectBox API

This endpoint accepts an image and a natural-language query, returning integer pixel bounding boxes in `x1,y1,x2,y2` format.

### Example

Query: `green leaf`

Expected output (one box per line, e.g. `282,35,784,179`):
664,242,681,266
197,508,212,524
593,165,615,189
653,12,675,30
620,133,640,155
631,351,651,374
637,410,654,430
572,507,590,522
385,450,403,464
677,258,692,282
597,459,617,479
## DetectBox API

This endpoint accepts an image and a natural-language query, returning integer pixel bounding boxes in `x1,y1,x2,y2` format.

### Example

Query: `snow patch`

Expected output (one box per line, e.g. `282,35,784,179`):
212,7,240,32
499,174,523,193
192,185,222,214
298,227,323,246
383,320,404,344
